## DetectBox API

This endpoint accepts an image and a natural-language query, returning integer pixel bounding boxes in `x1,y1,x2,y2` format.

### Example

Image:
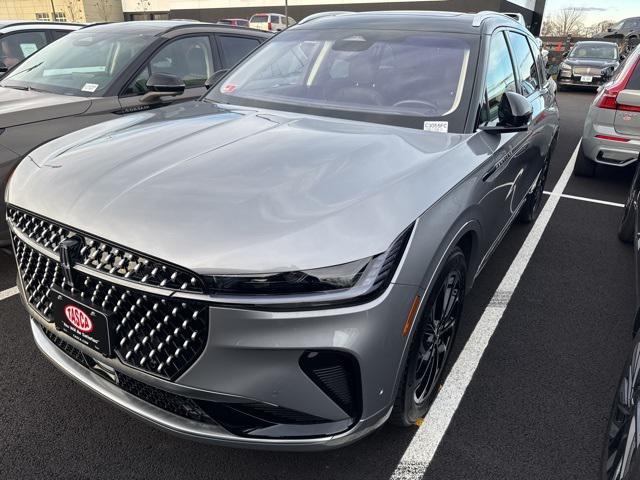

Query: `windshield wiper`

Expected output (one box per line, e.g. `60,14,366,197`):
11,61,43,77
2,84,30,91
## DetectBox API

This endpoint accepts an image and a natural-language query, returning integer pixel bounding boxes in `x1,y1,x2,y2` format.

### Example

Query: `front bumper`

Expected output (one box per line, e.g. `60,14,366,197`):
18,252,418,451
31,319,394,450
557,73,605,88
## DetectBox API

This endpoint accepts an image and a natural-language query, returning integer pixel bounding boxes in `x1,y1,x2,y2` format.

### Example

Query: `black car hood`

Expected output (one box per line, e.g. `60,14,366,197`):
563,58,618,68
0,86,91,128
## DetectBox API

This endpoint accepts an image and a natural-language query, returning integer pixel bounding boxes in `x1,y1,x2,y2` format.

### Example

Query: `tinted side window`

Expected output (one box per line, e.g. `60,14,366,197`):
508,32,540,96
0,31,47,69
527,36,547,85
628,58,640,90
482,32,516,124
124,36,214,95
51,30,72,41
218,35,261,69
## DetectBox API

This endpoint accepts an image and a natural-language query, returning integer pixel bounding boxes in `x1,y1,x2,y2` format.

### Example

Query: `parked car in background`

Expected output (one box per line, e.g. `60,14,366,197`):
249,13,295,31
604,160,640,479
595,17,640,40
557,41,620,91
218,18,250,28
0,21,82,76
0,20,270,246
5,11,558,450
574,45,640,177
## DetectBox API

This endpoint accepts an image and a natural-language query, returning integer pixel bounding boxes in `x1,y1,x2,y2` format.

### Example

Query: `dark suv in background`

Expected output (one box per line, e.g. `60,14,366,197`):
595,17,640,40
0,21,82,76
0,20,270,246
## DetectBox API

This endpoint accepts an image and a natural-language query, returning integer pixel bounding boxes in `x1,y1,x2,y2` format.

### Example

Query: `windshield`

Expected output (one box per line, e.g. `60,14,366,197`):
569,44,618,60
207,29,474,131
1,31,155,96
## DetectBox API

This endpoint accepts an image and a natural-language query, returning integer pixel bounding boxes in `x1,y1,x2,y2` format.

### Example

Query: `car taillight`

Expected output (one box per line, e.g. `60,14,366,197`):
596,56,640,111
268,21,272,30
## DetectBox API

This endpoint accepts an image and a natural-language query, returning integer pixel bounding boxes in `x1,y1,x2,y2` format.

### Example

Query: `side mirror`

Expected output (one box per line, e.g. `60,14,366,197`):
479,91,532,134
562,51,569,58
205,69,229,89
0,61,8,75
140,73,185,103
607,27,613,32
603,65,616,79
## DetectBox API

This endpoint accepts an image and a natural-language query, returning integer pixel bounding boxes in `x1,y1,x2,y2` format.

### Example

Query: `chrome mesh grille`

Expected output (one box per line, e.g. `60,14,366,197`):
7,207,204,293
13,234,209,380
573,67,602,76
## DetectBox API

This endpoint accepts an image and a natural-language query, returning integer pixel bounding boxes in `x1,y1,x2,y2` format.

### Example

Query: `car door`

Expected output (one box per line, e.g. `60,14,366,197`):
118,34,218,111
505,31,549,204
476,31,529,259
215,34,263,70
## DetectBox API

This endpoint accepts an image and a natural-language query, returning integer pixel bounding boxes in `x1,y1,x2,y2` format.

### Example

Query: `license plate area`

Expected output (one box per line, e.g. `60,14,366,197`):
580,75,593,83
51,286,114,357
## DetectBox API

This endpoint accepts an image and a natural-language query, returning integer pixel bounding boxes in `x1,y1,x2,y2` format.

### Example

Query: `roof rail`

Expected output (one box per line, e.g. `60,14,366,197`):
472,10,518,27
80,22,111,29
0,20,85,29
298,11,354,25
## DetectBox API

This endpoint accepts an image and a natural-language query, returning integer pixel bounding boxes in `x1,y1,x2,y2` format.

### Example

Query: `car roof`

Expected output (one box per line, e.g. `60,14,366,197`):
292,10,527,35
69,20,271,37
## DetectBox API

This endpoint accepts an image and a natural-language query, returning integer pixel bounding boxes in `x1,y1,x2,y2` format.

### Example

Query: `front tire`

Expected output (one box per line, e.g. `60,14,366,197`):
573,144,597,177
390,247,466,427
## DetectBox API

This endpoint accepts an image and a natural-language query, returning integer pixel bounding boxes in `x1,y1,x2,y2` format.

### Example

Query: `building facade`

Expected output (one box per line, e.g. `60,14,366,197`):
0,0,124,23
122,0,546,35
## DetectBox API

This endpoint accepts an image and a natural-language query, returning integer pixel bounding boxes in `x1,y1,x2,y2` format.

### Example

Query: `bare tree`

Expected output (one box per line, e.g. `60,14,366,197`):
65,0,83,22
94,0,113,21
542,7,586,37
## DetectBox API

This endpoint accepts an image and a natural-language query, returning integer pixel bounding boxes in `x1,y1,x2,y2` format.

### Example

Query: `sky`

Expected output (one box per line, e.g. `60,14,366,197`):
543,0,638,25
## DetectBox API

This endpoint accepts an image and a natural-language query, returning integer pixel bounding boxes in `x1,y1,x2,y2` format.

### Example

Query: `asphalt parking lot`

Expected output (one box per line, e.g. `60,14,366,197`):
0,90,636,480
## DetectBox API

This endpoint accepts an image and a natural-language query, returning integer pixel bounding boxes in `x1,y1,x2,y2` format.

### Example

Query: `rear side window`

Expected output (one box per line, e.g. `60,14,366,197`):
0,31,47,69
251,15,268,23
218,35,261,69
526,36,547,85
482,32,516,124
51,30,72,41
628,60,640,90
508,32,540,96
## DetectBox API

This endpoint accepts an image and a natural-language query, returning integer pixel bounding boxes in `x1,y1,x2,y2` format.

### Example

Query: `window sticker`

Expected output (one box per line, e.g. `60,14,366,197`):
19,43,38,57
81,83,99,93
423,121,448,133
221,83,237,93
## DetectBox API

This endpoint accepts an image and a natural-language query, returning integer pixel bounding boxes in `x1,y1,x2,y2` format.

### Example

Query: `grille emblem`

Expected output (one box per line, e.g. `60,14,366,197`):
59,236,82,287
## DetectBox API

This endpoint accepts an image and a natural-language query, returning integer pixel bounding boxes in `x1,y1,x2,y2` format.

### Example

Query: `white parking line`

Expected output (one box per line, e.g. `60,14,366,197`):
390,143,580,480
543,191,625,208
0,286,18,301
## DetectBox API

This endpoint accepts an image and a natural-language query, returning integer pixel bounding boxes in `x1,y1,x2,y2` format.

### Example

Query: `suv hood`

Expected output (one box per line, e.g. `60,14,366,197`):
563,58,618,69
8,101,481,274
0,86,91,128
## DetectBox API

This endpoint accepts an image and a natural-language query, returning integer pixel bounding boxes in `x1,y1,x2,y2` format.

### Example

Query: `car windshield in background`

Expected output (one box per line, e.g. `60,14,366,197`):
569,44,618,60
207,29,474,131
1,31,155,96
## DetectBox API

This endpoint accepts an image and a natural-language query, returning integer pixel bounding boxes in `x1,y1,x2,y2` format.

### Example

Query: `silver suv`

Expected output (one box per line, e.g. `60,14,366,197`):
574,44,640,176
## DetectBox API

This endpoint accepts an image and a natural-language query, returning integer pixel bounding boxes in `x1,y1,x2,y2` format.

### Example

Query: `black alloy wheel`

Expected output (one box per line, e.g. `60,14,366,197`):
603,341,640,480
391,247,466,426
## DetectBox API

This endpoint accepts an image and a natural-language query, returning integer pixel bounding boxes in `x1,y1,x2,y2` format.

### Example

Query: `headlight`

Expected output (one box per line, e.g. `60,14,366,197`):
204,223,414,308
560,62,572,71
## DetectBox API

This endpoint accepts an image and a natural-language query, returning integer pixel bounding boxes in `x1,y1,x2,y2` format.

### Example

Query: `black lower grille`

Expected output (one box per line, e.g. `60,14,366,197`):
44,328,334,437
15,235,208,380
300,351,361,419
